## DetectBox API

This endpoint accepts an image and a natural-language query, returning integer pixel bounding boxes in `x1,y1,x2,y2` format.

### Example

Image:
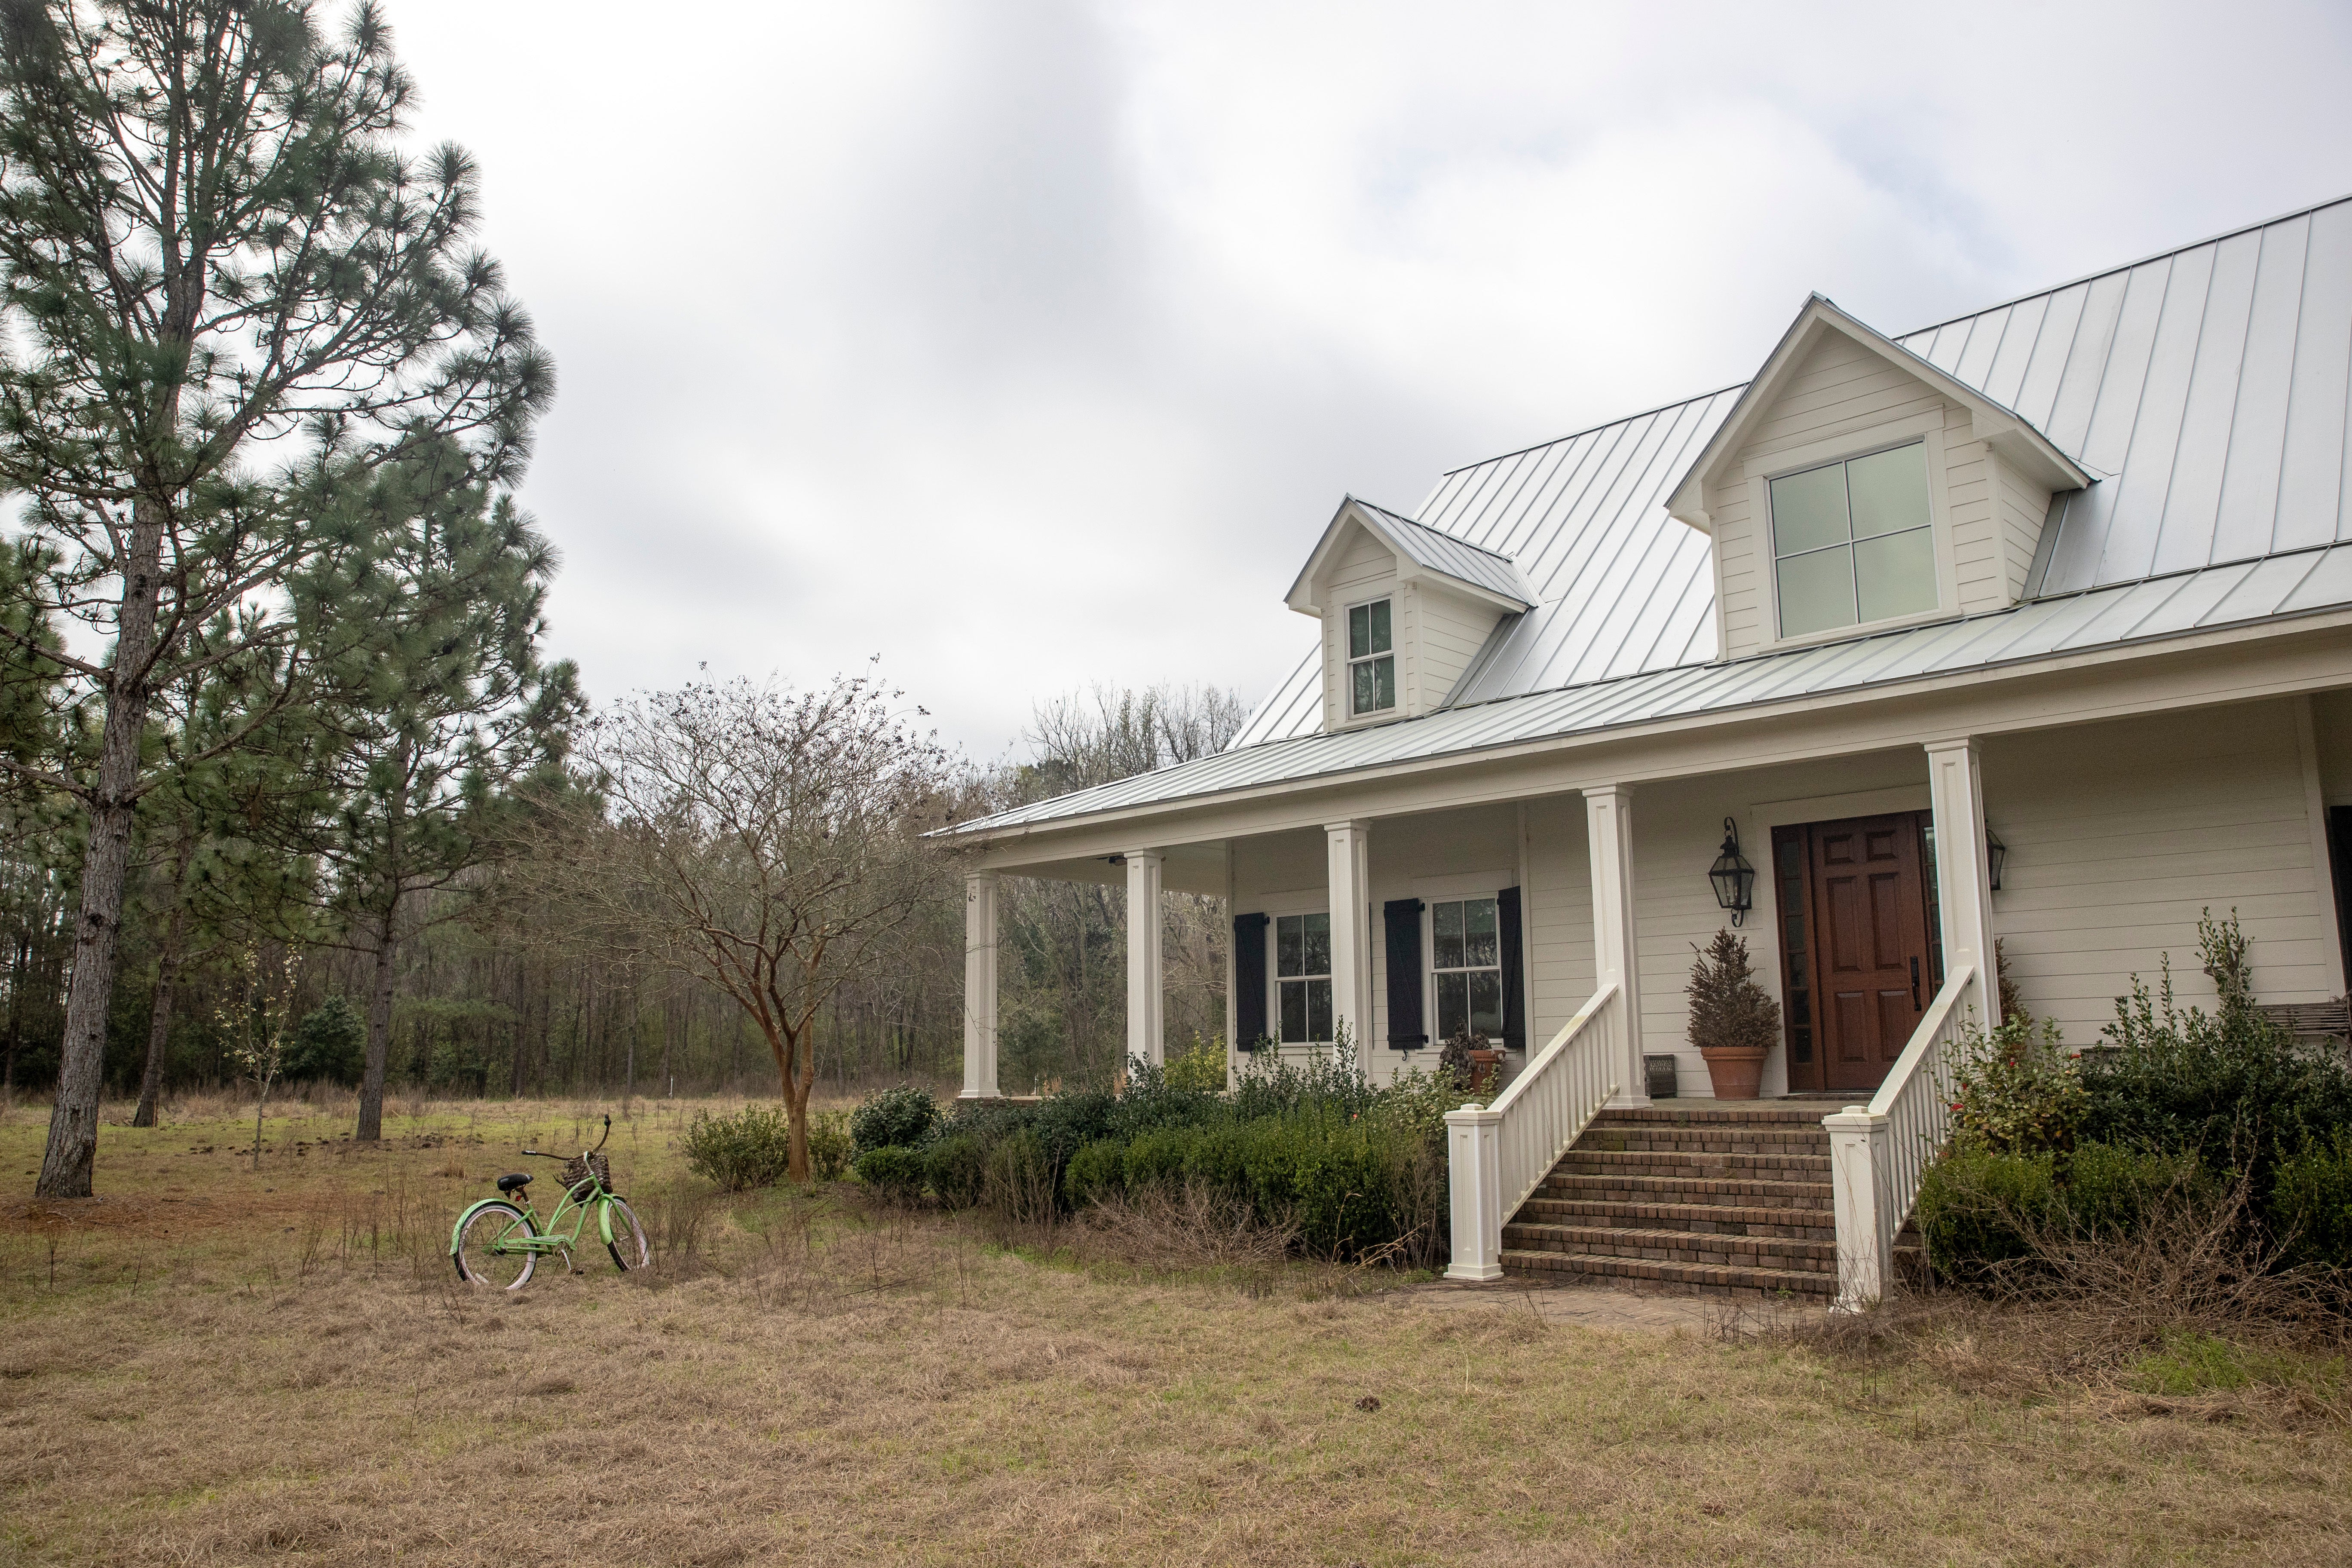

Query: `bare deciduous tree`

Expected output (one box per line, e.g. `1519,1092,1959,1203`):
567,676,956,1178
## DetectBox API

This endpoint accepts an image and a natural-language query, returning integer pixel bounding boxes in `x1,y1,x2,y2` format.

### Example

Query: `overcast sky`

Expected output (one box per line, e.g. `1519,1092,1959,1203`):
380,0,2352,763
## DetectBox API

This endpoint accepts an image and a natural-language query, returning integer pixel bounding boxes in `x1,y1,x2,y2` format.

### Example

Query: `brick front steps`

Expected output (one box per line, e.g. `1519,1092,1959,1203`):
1501,1103,1851,1299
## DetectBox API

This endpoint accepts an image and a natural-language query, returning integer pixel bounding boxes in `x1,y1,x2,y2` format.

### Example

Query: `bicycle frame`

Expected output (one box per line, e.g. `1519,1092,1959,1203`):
447,1117,627,1267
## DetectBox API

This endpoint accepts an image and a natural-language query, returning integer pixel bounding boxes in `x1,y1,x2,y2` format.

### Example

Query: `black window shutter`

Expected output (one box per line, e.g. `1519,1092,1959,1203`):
1384,898,1427,1047
1498,886,1527,1050
1233,913,1270,1049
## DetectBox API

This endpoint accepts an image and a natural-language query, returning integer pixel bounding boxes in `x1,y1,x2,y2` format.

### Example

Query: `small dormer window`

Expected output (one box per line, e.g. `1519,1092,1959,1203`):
1770,441,1936,638
1348,598,1395,715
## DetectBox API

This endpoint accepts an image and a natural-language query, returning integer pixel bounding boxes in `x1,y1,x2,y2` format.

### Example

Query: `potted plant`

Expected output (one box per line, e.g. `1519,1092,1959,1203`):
1685,928,1779,1099
1438,1027,1504,1093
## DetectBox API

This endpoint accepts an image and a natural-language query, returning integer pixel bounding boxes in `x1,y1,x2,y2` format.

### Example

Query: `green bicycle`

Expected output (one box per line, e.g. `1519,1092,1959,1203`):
449,1115,651,1289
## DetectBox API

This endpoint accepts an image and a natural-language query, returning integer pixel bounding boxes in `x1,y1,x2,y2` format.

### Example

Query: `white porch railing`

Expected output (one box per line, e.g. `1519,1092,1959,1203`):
1443,981,1623,1281
1825,962,1975,1310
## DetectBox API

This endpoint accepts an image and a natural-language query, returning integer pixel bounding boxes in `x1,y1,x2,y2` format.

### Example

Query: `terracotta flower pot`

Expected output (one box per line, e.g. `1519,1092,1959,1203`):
1698,1044,1767,1099
1466,1047,1504,1093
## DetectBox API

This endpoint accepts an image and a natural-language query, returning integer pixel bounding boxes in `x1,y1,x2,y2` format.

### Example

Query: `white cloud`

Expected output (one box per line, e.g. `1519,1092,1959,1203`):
377,0,2352,755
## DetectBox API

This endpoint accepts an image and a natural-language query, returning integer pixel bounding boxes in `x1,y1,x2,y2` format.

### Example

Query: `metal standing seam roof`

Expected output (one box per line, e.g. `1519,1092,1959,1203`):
951,195,2352,839
954,539,2352,837
1341,496,1537,608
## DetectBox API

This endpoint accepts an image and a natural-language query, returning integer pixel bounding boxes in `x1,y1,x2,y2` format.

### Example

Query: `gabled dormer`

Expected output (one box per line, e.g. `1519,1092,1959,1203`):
1286,496,1535,731
1667,296,2090,662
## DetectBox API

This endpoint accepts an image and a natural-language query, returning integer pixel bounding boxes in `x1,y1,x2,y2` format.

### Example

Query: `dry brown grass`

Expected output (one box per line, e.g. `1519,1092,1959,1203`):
1,1095,2349,1565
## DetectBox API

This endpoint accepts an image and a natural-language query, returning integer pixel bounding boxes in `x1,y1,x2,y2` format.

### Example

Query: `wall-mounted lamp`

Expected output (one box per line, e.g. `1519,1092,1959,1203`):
1709,817,1755,926
1986,829,2007,892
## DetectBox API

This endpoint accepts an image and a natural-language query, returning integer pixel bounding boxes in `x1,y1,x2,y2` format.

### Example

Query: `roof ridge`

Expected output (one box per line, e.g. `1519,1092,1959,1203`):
1350,497,1523,564
1440,190,2352,486
1896,189,2352,343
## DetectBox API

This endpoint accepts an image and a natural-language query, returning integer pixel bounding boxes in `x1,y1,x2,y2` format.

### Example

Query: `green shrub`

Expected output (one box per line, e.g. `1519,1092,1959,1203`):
924,1133,989,1211
1163,1033,1229,1093
854,1143,927,1205
807,1109,854,1182
1063,1139,1126,1210
1917,1147,2056,1281
851,1084,942,1153
2064,1141,2207,1239
2080,911,2352,1188
282,996,366,1086
682,1103,797,1191
2271,1130,2352,1269
983,1131,1057,1226
1121,1126,1199,1192
1952,1014,2087,1158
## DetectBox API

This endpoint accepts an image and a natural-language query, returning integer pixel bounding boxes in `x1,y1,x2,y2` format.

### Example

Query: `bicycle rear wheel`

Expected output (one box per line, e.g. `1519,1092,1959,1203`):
455,1202,539,1291
600,1197,650,1273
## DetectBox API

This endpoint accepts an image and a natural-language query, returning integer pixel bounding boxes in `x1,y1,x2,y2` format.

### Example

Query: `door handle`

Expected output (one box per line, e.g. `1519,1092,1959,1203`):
1910,956,1921,1010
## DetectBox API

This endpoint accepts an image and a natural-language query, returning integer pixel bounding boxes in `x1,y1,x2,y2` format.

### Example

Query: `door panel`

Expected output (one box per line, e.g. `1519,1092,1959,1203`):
1800,812,1936,1093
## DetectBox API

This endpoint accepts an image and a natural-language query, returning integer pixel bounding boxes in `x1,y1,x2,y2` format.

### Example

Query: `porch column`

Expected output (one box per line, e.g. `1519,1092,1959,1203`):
1925,738,1999,1026
1125,849,1166,1068
1326,820,1372,1051
960,872,999,1100
1583,785,1647,1106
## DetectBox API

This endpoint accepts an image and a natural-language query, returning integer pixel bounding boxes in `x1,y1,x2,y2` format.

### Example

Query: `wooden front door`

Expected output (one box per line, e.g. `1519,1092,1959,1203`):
1771,812,1940,1095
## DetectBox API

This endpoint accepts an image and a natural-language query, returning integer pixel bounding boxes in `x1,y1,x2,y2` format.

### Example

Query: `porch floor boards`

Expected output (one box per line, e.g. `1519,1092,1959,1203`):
1500,1106,1849,1299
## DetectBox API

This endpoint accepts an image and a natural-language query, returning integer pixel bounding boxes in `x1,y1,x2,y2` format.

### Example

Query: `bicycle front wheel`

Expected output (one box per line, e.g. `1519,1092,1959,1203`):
601,1197,650,1273
455,1201,539,1291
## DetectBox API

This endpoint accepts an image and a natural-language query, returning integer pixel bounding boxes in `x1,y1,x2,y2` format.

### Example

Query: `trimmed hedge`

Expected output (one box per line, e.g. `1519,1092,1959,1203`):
854,1144,927,1205
851,1084,942,1154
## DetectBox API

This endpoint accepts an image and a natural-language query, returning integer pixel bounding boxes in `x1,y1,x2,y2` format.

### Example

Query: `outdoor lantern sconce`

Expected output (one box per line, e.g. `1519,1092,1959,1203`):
1987,828,2007,892
1708,817,1755,926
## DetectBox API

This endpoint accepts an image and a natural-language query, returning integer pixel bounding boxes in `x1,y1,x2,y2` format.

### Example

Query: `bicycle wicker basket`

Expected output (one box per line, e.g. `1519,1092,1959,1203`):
559,1152,612,1199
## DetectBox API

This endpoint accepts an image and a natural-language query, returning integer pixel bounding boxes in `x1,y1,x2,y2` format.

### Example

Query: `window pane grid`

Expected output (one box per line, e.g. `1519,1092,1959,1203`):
1430,897,1503,1040
1274,913,1333,1043
1348,599,1396,716
1769,441,1933,639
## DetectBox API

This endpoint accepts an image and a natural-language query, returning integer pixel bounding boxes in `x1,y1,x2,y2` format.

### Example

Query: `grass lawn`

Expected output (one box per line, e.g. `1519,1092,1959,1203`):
1,1092,2347,1566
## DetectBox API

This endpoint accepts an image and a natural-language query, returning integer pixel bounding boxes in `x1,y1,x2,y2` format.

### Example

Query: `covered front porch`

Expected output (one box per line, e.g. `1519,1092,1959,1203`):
957,690,2352,1302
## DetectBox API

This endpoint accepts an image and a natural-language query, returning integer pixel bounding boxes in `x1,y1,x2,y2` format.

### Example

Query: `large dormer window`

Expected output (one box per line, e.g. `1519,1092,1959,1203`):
1348,598,1395,715
1770,440,1937,638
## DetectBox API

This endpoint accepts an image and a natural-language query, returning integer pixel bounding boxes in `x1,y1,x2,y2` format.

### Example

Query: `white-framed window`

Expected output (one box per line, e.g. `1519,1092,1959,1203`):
1429,895,1501,1041
1769,440,1936,639
1347,598,1395,716
1275,911,1332,1043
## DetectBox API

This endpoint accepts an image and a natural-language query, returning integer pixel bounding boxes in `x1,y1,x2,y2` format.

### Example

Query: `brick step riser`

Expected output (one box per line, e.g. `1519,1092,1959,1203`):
1505,1225,1838,1271
1562,1147,1834,1170
1588,1108,1844,1128
1536,1175,1834,1210
1500,1250,1838,1298
1578,1138,1831,1157
1514,1200,1837,1240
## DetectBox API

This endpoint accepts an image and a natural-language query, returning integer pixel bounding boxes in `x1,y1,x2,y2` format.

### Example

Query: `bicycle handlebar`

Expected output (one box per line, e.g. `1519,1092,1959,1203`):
520,1113,615,1161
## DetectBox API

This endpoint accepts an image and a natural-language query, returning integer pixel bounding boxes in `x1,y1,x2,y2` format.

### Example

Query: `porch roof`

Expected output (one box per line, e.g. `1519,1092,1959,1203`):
946,537,2352,839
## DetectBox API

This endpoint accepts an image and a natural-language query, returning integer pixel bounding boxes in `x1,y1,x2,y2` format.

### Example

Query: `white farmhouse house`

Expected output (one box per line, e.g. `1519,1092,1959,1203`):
943,197,2352,1305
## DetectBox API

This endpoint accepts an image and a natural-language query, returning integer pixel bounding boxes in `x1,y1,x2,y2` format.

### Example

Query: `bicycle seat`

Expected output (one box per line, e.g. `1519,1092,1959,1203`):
496,1172,532,1193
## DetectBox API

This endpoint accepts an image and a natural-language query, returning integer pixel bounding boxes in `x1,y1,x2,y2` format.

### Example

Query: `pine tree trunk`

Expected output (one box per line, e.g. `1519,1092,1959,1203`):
3,928,28,1095
37,501,166,1198
355,901,400,1142
132,840,197,1128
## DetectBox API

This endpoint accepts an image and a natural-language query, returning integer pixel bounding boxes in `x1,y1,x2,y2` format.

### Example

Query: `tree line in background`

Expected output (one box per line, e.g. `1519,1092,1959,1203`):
0,0,1238,1195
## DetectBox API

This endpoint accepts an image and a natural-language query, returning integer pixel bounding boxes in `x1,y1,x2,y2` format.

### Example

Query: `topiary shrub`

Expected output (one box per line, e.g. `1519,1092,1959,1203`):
854,1143,927,1206
851,1084,942,1154
682,1103,797,1191
924,1133,988,1211
2063,1142,2208,1240
807,1109,854,1182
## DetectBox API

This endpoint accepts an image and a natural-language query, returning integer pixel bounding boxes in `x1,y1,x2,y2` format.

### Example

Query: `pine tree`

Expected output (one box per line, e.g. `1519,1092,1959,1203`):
299,444,578,1141
0,1,548,1194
